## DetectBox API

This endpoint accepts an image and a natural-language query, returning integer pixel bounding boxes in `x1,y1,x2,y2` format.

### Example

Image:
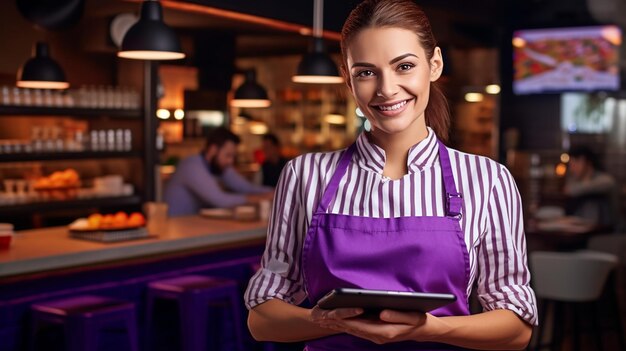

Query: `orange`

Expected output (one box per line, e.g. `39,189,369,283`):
127,212,145,227
111,211,128,228
87,213,102,229
101,214,115,228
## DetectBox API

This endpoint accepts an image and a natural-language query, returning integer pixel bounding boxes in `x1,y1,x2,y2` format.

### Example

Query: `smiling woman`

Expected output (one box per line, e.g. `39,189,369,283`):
245,1,537,350
344,27,442,162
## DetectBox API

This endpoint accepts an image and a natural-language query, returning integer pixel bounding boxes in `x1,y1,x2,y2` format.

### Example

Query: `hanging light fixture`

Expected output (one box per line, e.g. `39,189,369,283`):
17,42,69,90
118,0,185,60
292,0,343,84
231,69,271,108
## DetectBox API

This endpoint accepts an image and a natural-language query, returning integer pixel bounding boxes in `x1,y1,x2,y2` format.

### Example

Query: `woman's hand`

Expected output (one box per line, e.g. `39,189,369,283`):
311,306,435,344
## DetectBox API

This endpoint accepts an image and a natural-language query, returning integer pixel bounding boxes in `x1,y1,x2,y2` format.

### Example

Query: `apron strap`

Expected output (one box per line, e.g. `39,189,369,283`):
437,140,463,218
316,143,356,214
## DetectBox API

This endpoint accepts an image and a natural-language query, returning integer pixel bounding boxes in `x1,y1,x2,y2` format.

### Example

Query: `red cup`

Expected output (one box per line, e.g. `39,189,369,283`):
0,234,12,249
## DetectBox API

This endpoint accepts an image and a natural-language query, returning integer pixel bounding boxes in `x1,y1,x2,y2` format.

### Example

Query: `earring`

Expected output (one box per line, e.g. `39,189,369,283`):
355,107,364,117
363,119,371,132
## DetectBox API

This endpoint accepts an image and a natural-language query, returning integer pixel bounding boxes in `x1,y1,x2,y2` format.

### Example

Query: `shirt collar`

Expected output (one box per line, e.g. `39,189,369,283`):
354,127,439,174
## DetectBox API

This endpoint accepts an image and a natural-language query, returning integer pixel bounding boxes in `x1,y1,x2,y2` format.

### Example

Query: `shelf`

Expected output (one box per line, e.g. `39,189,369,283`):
0,106,142,118
0,195,143,215
0,151,142,162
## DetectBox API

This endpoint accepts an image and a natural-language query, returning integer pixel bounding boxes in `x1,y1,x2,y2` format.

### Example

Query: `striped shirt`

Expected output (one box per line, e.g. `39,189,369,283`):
245,128,537,325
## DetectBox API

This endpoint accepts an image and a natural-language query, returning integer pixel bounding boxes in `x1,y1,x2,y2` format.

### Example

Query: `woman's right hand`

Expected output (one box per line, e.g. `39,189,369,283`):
310,305,365,323
311,306,433,345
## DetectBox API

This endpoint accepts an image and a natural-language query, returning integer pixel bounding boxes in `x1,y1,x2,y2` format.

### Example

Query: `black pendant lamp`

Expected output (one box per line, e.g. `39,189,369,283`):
118,0,185,60
231,69,271,108
17,41,69,90
292,0,343,84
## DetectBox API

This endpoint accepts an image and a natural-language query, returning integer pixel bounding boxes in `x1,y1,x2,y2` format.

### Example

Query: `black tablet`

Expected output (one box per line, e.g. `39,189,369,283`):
317,288,456,313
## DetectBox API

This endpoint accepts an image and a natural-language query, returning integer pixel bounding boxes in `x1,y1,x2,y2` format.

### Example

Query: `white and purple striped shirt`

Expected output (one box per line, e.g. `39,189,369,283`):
245,128,537,325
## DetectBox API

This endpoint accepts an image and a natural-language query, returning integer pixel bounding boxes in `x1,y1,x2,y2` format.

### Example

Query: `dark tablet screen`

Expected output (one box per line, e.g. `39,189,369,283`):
317,288,456,313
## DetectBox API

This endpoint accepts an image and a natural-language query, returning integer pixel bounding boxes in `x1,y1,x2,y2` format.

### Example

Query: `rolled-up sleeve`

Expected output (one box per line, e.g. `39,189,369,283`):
244,158,308,309
477,165,538,325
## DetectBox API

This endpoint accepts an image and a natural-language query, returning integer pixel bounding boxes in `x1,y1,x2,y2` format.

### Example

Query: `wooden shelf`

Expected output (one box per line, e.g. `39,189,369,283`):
0,106,141,118
0,195,143,215
0,151,142,163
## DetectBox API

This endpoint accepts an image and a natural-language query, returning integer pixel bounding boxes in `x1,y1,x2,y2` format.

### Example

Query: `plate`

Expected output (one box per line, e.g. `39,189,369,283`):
199,208,234,219
536,216,594,233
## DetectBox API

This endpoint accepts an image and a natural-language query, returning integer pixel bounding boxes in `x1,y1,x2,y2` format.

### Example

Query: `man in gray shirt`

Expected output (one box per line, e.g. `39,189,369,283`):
564,146,619,230
164,127,274,216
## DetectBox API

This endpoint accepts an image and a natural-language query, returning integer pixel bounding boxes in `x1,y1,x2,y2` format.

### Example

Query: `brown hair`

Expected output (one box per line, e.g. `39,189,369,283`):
204,127,241,152
340,0,450,142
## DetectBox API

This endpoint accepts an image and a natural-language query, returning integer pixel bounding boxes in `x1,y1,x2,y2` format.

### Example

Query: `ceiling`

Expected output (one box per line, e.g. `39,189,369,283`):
82,0,598,57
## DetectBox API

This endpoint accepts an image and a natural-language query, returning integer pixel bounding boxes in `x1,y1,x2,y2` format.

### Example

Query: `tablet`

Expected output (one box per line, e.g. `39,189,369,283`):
317,288,456,313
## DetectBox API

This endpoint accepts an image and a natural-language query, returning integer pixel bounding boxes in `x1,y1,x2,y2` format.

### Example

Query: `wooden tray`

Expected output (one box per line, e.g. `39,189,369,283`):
69,227,153,243
68,224,145,232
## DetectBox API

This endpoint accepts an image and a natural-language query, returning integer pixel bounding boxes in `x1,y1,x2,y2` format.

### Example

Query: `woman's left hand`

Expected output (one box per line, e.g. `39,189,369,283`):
311,306,433,344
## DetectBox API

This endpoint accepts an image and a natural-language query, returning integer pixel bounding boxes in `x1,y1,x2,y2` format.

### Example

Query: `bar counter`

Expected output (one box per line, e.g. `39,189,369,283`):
0,216,268,350
0,215,267,280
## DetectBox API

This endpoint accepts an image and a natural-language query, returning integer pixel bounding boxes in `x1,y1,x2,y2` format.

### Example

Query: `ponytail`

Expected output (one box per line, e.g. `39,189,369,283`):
425,82,450,143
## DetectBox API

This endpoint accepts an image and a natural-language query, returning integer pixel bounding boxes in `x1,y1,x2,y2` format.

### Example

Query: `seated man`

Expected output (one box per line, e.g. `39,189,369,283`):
564,146,618,229
164,127,273,217
259,133,289,187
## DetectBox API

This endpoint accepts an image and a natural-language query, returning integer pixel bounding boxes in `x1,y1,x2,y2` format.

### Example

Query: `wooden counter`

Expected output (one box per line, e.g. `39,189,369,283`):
0,216,268,351
0,215,267,279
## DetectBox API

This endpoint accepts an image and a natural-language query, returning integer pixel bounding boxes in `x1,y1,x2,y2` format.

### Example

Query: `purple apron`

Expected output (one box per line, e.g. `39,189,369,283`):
302,140,470,351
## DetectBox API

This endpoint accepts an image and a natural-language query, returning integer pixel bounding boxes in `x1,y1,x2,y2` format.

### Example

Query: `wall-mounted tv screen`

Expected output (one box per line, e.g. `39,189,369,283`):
513,25,621,95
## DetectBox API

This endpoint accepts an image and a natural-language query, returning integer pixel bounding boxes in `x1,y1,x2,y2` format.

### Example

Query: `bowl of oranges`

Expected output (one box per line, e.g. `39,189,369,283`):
69,211,146,232
34,169,81,200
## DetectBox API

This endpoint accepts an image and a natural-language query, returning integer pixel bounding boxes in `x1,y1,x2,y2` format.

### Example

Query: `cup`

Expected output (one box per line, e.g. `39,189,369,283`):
143,202,168,234
0,223,14,250
259,200,271,221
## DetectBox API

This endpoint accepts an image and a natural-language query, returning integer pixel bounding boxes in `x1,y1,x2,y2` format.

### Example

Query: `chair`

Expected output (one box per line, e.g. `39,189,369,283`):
145,275,245,351
530,250,619,350
587,234,626,259
587,234,626,349
30,295,139,351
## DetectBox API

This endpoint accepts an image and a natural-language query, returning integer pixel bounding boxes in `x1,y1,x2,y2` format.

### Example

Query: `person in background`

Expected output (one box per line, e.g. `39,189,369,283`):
245,0,536,350
564,145,619,229
163,127,273,217
259,133,289,187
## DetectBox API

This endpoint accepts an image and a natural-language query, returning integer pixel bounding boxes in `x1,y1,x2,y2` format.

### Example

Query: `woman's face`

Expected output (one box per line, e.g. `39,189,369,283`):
346,27,442,136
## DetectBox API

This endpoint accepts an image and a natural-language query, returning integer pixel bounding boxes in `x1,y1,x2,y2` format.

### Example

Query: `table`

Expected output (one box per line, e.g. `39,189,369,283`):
526,216,607,251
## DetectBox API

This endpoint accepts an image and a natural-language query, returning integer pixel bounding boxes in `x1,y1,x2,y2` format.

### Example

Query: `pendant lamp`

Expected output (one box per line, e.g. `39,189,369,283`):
292,0,343,84
231,69,271,108
17,42,69,90
118,0,185,60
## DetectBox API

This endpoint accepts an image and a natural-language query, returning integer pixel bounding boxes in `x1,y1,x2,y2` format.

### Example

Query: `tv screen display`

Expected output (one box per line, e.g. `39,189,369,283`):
513,25,621,94
561,93,615,134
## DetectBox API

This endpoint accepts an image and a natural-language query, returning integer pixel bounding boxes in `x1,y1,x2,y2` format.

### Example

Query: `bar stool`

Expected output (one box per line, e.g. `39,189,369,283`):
30,295,139,351
146,275,245,351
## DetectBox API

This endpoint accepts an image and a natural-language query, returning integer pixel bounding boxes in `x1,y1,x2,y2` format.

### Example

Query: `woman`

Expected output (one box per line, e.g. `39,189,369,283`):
245,0,537,349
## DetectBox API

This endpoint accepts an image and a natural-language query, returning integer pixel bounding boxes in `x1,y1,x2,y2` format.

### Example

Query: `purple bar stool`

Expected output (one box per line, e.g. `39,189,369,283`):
30,295,139,351
146,275,245,351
